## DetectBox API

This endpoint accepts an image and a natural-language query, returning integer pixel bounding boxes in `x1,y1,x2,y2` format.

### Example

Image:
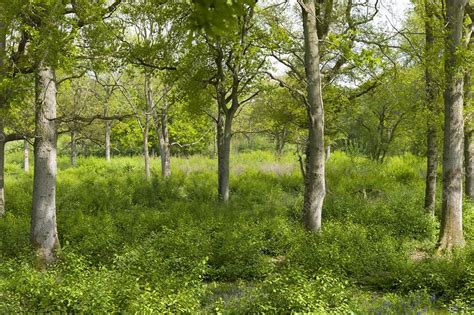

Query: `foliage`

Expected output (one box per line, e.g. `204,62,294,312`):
1,151,473,312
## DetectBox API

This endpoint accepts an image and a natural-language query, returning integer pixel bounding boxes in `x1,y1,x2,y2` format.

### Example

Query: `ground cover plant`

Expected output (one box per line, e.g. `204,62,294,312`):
1,1,473,312
0,150,472,313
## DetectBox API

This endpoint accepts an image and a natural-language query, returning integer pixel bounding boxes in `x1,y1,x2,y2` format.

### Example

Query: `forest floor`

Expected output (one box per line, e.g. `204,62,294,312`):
0,149,473,313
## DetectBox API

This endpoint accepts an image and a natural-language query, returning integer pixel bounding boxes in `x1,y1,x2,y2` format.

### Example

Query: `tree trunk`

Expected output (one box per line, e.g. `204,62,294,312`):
0,133,5,217
158,109,171,178
31,63,60,267
149,81,171,179
212,125,218,159
105,120,111,162
325,145,331,161
464,70,473,198
144,124,150,180
70,130,77,167
144,106,150,180
275,128,287,157
143,75,152,180
0,9,6,217
437,0,467,253
465,129,474,198
301,0,326,232
425,127,438,213
424,0,438,214
23,140,29,173
217,111,232,202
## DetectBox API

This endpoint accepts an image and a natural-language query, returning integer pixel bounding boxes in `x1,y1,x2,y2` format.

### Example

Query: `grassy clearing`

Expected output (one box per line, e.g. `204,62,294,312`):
0,150,473,313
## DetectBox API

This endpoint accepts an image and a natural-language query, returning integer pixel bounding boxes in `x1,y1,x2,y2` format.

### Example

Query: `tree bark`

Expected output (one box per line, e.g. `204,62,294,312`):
70,130,77,167
105,120,111,162
437,0,467,253
0,9,6,217
217,111,232,202
424,0,438,214
143,85,151,180
464,70,473,198
0,133,5,217
31,63,60,266
143,75,152,180
301,0,326,232
325,145,331,161
144,122,150,180
149,81,171,179
212,125,217,159
425,126,438,213
275,128,287,157
23,140,29,173
157,109,171,178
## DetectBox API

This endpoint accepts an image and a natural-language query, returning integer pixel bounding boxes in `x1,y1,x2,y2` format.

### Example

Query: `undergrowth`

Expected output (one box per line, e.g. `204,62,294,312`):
0,151,472,313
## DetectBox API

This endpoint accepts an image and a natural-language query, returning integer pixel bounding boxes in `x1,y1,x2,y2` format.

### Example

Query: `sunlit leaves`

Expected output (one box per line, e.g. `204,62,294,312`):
189,0,257,36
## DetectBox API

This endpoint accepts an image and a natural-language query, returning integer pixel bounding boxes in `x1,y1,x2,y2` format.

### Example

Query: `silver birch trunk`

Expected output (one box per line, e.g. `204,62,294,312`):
301,0,326,232
23,140,29,173
31,63,60,266
424,0,438,214
438,0,467,253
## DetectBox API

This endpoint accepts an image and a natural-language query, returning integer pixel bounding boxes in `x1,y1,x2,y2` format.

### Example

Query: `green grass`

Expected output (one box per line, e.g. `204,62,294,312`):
0,149,472,313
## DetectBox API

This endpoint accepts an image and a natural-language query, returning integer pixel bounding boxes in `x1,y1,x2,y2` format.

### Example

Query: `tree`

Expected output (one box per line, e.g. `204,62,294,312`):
250,85,305,157
264,0,383,231
300,0,326,232
31,60,60,266
463,4,474,199
92,71,121,162
423,0,442,214
18,0,123,266
117,0,184,178
196,4,266,201
465,66,473,198
348,69,422,162
0,13,6,217
437,0,470,253
118,69,154,179
0,1,34,217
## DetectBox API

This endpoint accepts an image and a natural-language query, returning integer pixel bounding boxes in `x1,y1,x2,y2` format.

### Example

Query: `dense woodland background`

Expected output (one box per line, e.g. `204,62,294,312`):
0,0,473,313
